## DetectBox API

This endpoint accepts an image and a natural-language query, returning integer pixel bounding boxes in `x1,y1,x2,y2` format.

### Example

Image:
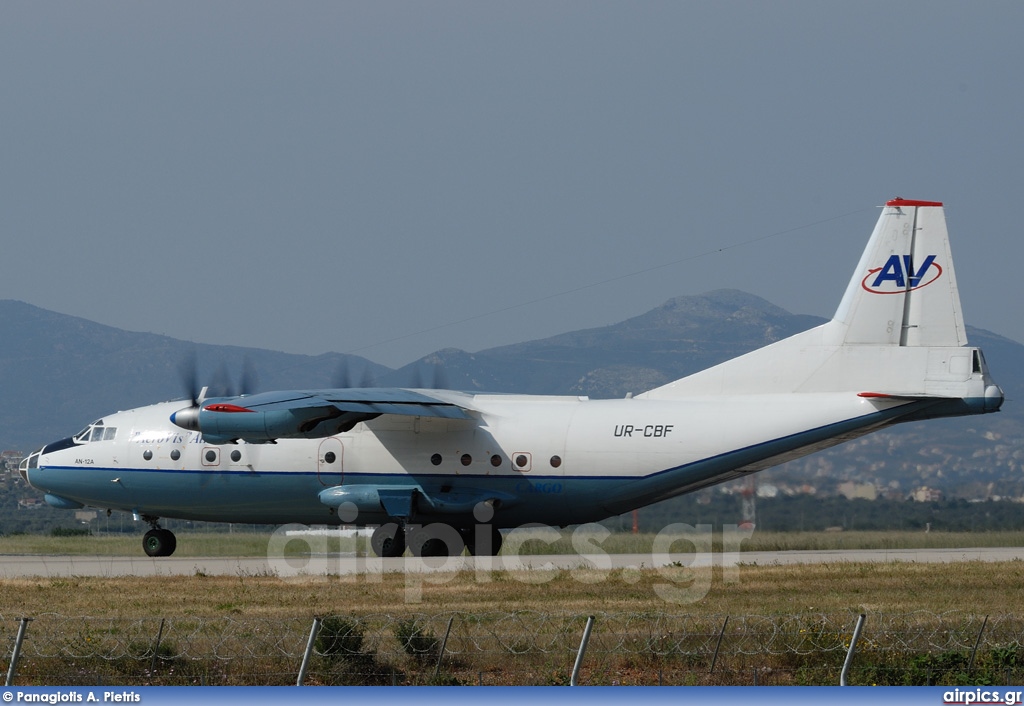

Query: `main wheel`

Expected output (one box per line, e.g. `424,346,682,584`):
465,526,503,556
143,528,177,557
371,523,406,557
408,523,464,558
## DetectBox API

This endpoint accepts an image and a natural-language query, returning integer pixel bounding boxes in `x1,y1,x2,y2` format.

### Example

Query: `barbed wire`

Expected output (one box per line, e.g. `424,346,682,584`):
4,611,1023,686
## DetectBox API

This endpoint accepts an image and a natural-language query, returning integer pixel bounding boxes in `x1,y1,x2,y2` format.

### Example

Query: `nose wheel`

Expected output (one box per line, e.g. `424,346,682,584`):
143,527,177,557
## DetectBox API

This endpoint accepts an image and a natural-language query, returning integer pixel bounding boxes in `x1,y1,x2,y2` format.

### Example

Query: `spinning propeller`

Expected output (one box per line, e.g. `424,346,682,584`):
172,352,259,430
332,357,376,389
409,362,448,390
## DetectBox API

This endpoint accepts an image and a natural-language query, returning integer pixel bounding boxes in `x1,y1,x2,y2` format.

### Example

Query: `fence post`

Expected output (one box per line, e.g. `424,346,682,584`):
709,615,729,673
149,618,166,674
432,615,455,681
569,615,596,686
5,617,33,687
296,617,322,686
839,614,866,686
968,615,989,673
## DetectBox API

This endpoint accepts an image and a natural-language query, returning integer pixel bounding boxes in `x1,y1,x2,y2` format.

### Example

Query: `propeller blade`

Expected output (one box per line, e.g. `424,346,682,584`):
431,364,449,390
332,359,352,389
209,362,233,397
238,357,259,396
178,350,200,405
334,357,377,388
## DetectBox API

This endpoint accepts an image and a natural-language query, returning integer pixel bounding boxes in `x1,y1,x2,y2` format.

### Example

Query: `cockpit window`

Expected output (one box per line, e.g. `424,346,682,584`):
79,424,117,443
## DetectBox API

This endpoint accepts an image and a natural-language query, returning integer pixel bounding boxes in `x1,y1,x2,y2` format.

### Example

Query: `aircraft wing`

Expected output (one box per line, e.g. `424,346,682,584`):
171,388,475,443
222,388,472,418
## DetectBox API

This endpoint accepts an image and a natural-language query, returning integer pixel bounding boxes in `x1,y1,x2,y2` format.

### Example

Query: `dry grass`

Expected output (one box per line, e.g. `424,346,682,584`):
3,562,1024,685
2,560,1023,620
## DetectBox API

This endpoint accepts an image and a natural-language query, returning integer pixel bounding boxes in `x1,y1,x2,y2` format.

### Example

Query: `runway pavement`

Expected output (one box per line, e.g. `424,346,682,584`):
2,546,1023,578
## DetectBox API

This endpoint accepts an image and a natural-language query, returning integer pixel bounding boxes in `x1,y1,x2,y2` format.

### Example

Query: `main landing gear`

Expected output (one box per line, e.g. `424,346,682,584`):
370,522,406,557
142,517,177,557
370,522,503,558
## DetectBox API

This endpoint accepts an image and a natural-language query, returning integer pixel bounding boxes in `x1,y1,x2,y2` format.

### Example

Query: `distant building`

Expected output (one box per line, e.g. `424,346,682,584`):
837,481,878,501
910,486,944,502
1,450,22,473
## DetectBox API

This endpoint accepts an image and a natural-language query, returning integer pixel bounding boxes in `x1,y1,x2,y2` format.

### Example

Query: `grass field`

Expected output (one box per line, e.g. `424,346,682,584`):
2,537,1023,685
3,561,1023,686
3,528,1024,557
2,558,1023,618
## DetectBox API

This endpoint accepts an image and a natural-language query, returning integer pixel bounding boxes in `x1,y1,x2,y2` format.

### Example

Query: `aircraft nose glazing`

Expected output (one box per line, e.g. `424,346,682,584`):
41,437,76,454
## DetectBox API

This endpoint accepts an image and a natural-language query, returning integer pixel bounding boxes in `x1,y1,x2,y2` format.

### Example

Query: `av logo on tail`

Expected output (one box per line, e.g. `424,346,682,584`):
862,254,942,294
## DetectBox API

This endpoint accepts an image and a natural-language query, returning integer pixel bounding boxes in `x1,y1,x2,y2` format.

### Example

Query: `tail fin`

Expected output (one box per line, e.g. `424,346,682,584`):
640,198,1002,412
833,199,966,347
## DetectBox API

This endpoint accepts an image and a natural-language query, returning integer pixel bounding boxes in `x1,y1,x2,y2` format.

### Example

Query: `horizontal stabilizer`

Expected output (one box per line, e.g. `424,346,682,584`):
857,392,943,400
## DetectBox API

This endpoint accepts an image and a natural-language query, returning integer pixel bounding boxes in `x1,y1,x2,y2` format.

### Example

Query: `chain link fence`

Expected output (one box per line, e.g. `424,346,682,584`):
4,611,1024,686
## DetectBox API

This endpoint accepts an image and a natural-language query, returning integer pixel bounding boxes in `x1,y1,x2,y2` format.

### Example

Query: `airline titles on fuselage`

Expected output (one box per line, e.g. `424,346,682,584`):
129,431,202,445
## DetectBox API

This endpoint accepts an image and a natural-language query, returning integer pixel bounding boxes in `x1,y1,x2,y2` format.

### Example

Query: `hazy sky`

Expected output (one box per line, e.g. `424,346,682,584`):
3,2,1022,368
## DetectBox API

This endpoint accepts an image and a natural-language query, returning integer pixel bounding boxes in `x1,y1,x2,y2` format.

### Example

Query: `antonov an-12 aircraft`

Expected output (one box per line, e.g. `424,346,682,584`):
21,199,1003,557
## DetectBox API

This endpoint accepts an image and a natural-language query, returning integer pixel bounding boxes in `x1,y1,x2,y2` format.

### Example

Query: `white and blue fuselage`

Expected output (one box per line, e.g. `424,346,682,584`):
24,388,995,527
